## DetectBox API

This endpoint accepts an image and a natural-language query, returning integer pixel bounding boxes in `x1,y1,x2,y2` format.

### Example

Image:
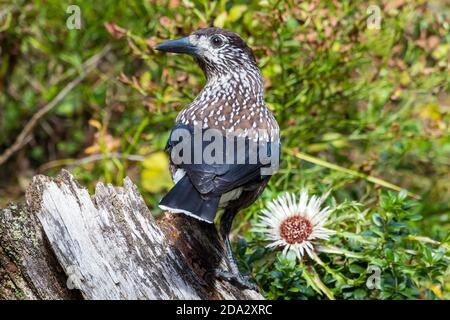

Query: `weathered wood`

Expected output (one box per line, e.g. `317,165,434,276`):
0,170,262,300
0,203,80,300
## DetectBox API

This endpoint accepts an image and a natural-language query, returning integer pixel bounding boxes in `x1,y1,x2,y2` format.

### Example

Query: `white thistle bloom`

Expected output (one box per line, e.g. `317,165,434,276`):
255,190,335,260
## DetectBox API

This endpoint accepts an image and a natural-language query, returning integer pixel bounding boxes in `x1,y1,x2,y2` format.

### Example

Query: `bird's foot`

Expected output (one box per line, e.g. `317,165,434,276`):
214,269,259,291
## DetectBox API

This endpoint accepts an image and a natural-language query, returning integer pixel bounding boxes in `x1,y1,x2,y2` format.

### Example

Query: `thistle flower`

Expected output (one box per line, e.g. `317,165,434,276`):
255,190,335,260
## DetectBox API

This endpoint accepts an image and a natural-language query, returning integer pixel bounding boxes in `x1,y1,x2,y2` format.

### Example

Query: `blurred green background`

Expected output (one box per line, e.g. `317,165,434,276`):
0,0,449,299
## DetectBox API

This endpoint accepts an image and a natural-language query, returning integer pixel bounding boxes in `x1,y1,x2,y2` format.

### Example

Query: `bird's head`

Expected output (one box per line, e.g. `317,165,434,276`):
155,28,258,79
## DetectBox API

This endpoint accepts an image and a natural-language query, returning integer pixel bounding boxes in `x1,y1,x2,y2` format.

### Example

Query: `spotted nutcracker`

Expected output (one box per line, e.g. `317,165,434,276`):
155,28,280,290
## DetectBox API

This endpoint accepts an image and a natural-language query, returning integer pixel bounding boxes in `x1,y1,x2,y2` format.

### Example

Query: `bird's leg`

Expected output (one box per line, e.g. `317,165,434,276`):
215,209,259,291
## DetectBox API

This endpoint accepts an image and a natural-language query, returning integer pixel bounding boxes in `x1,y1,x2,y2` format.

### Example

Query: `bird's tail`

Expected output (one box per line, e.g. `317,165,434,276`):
159,175,220,224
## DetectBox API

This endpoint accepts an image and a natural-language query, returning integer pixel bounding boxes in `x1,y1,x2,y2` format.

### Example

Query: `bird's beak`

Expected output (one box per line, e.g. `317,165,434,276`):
154,36,197,55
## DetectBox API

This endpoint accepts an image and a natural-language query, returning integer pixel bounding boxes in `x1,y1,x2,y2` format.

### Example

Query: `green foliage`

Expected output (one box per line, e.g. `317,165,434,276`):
239,191,449,300
0,0,449,299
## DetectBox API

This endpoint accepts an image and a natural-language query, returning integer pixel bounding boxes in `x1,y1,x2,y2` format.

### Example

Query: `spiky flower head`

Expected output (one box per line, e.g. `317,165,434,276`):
255,190,335,260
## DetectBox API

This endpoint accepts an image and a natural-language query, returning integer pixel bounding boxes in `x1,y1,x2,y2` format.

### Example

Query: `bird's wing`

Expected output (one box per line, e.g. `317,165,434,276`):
165,123,278,196
182,162,263,195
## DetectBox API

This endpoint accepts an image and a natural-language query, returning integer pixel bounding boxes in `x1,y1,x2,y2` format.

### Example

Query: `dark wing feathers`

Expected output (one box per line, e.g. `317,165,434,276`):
183,162,263,195
165,123,275,197
159,175,220,222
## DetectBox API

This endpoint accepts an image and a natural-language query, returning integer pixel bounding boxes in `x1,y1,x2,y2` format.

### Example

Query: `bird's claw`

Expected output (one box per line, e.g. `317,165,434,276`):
214,269,259,291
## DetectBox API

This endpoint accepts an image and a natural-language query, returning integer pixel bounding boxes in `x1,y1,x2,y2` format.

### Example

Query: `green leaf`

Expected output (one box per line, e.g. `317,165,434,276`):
141,152,173,193
349,264,365,274
227,5,247,22
372,214,384,227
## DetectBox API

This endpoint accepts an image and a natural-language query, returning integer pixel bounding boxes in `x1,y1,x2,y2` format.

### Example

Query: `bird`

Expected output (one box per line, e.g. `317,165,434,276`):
154,28,280,290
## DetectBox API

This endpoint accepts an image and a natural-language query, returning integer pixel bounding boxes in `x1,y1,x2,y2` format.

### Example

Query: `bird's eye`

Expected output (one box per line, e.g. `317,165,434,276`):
210,36,223,48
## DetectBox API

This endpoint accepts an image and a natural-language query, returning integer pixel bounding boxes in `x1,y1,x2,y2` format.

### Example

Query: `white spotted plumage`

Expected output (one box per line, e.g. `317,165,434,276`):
175,32,278,143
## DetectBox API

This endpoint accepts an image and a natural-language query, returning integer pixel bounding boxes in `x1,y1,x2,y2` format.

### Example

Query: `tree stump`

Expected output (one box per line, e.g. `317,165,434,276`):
0,170,262,300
